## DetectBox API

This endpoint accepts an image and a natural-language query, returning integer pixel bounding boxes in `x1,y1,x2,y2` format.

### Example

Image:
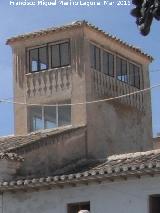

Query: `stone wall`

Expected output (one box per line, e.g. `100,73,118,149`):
15,126,87,176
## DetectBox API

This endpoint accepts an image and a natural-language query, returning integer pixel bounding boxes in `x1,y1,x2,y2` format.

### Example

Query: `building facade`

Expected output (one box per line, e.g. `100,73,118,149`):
0,150,159,213
0,21,158,213
7,21,153,161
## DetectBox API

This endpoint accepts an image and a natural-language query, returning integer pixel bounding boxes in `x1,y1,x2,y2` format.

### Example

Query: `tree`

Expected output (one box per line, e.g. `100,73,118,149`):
131,0,160,36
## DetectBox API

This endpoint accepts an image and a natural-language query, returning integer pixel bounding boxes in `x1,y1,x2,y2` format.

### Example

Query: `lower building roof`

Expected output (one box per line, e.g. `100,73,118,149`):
0,148,160,192
0,125,85,153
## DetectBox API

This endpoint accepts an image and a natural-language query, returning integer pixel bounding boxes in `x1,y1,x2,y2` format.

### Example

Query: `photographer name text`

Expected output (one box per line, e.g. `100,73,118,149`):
9,0,131,7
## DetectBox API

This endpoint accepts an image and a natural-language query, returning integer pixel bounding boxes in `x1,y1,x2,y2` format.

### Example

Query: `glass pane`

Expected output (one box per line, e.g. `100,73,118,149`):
44,106,57,129
95,47,101,71
90,44,95,69
58,105,71,127
30,106,43,131
51,44,60,68
60,42,70,66
116,57,122,81
134,66,140,88
39,47,48,70
129,63,135,86
30,49,38,72
121,59,128,82
108,53,114,77
103,51,109,75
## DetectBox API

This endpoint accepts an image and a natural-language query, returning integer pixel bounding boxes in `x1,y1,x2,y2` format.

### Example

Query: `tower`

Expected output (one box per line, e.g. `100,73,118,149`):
7,21,153,160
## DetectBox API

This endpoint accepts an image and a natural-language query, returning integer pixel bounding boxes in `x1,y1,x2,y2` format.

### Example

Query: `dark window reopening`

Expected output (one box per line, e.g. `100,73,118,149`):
149,195,160,213
116,57,128,83
51,42,70,68
29,46,48,72
103,51,114,77
68,202,90,213
29,102,71,132
129,63,140,89
90,44,101,71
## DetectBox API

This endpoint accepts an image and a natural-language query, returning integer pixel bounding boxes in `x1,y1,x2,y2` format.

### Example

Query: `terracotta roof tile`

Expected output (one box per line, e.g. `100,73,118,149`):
0,149,159,191
6,20,153,61
0,152,24,162
0,125,85,153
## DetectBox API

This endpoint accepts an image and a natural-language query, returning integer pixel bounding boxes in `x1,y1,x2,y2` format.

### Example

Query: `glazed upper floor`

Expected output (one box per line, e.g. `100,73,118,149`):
7,21,152,93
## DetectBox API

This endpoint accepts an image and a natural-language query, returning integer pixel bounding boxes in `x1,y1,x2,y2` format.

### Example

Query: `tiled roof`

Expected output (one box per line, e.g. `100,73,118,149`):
6,20,153,61
0,153,24,162
0,125,85,153
0,149,160,191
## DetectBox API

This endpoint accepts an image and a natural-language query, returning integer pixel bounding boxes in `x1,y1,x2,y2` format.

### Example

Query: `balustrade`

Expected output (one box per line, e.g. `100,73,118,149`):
26,67,72,98
91,69,144,111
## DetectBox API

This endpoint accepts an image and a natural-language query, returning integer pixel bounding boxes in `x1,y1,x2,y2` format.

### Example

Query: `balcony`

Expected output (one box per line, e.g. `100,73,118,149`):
91,69,144,112
26,66,72,99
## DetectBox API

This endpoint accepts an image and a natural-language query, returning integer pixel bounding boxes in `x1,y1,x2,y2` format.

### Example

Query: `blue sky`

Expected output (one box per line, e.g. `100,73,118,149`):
0,0,160,136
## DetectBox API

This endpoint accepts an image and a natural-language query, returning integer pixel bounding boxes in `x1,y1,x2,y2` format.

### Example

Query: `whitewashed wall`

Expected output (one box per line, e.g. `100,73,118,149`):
2,176,160,213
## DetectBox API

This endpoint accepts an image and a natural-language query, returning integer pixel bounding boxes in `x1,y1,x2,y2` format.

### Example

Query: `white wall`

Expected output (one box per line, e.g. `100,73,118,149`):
3,176,160,213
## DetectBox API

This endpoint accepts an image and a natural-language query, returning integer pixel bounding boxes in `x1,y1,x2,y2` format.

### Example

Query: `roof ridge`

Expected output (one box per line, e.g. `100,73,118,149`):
107,149,160,161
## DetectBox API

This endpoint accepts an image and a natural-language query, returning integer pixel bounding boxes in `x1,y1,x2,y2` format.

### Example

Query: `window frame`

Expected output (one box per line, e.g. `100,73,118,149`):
116,56,128,83
27,39,71,73
129,62,141,89
28,101,71,132
28,45,49,73
103,50,114,77
67,201,90,213
90,41,142,89
90,43,101,71
50,41,71,69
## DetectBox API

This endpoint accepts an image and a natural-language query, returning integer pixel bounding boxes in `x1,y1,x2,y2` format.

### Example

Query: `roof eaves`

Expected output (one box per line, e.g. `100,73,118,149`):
6,20,153,61
83,22,153,62
0,158,159,192
6,20,85,45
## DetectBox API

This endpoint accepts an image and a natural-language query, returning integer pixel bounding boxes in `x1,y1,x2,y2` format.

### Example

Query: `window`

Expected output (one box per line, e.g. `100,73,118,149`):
129,63,140,89
30,106,43,131
103,51,114,77
58,104,71,127
29,46,48,72
44,106,57,129
90,44,101,71
29,102,71,132
116,57,128,82
28,41,70,72
149,195,160,213
51,42,70,68
68,202,90,213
